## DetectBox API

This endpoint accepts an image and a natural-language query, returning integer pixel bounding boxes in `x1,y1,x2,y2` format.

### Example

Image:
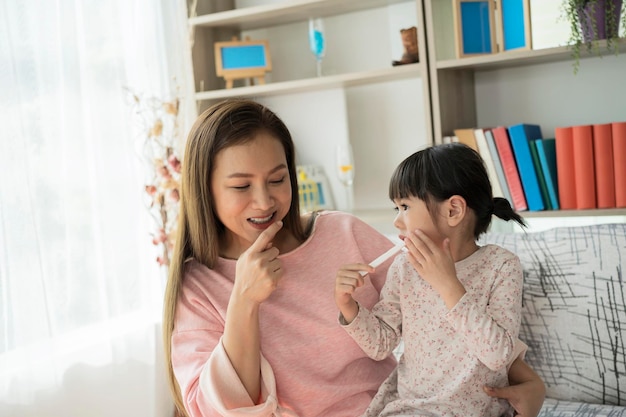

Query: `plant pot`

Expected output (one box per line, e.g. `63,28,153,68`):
578,0,623,42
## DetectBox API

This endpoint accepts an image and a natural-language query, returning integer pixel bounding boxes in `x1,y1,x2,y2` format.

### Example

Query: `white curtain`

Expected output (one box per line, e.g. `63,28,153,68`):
0,1,194,416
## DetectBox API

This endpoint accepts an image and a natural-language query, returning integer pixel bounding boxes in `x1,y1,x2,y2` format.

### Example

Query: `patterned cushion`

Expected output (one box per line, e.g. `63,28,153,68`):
480,224,626,407
539,399,626,416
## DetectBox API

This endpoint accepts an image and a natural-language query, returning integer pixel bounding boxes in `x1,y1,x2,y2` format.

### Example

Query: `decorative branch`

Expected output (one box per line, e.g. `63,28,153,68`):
127,89,182,268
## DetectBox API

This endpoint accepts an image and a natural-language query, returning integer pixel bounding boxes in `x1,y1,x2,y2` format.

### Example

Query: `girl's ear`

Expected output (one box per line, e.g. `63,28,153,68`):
446,195,467,226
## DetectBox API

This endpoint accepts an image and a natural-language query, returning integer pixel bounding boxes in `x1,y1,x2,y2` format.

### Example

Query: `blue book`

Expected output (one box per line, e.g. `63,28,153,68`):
534,138,560,210
507,124,545,211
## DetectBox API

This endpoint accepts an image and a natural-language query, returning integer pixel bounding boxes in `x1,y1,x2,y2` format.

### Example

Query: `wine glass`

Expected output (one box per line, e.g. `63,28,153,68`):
308,17,326,77
335,143,355,212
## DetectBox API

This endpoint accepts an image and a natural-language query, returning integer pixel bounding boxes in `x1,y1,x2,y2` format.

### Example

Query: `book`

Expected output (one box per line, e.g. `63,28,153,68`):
534,138,560,210
474,128,505,198
529,139,552,210
453,128,479,151
592,123,615,209
555,126,577,210
485,129,513,205
491,126,527,211
613,122,626,208
572,125,596,209
507,123,545,211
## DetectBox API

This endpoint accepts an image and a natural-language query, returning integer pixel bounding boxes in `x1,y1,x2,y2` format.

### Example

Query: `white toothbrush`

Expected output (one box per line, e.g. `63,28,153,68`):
360,243,405,276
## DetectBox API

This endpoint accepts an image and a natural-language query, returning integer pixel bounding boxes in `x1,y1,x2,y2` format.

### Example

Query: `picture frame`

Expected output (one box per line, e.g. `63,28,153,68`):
497,0,532,52
453,0,497,58
214,38,272,89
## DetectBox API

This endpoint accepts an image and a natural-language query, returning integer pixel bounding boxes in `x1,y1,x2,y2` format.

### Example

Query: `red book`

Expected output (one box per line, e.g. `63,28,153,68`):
491,126,527,211
593,124,615,208
572,125,596,209
555,127,577,210
613,122,626,208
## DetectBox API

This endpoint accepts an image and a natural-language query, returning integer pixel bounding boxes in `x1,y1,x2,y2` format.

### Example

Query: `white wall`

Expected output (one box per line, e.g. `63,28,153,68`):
346,78,428,211
257,89,352,210
241,2,429,212
475,53,626,137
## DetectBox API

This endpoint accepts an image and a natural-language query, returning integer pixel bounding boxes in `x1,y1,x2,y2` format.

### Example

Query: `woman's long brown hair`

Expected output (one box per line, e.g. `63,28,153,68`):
162,100,306,415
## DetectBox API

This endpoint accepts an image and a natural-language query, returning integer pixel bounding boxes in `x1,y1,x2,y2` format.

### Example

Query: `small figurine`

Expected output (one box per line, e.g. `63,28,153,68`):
392,26,419,66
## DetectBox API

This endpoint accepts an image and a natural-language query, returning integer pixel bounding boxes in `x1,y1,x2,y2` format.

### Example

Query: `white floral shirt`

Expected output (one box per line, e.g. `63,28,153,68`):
343,244,523,417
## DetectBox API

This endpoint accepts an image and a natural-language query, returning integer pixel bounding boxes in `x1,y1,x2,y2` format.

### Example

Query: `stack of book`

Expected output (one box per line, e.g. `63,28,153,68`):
440,122,626,211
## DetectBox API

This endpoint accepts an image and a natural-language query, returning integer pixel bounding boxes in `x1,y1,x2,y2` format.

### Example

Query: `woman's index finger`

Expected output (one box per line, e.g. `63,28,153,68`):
250,220,283,253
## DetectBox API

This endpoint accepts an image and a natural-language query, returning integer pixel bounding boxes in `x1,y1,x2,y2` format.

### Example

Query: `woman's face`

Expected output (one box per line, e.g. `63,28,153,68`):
211,131,292,257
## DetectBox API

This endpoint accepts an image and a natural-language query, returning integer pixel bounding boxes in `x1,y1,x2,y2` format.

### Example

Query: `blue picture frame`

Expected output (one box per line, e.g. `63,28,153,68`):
454,0,497,58
214,39,272,84
499,0,532,51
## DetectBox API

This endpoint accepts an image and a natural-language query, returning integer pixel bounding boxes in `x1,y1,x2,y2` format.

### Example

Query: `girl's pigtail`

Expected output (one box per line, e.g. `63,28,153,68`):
492,197,527,228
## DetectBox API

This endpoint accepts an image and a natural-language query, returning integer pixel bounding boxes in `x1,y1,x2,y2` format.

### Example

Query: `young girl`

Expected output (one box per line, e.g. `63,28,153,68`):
335,142,529,417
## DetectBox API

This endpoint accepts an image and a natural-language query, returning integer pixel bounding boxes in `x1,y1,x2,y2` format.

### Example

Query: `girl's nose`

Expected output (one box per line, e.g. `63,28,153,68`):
393,212,403,230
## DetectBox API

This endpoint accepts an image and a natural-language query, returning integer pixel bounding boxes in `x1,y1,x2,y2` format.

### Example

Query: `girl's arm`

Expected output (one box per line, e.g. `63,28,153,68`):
448,253,524,370
339,260,404,361
405,230,523,370
484,356,546,417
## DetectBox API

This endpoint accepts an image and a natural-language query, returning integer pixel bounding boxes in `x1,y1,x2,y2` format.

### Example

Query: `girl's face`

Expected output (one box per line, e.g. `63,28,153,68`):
211,132,292,257
392,196,445,246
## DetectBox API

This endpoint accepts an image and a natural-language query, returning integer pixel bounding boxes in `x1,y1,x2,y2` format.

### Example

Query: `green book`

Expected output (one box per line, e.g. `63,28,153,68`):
529,139,552,210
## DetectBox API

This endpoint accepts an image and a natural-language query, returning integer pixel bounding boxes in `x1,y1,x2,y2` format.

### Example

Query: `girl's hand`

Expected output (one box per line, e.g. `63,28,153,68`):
233,221,284,305
334,263,373,324
404,229,465,309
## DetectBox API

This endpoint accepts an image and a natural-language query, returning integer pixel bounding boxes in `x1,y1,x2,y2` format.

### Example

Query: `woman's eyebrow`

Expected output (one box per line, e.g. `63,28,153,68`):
226,163,288,179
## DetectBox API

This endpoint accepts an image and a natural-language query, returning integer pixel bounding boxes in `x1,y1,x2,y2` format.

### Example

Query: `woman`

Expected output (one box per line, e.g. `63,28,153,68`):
163,99,545,417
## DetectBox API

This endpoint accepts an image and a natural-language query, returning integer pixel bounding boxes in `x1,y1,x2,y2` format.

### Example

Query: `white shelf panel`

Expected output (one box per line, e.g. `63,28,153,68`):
521,208,626,219
437,39,626,71
195,64,421,101
190,0,411,30
356,207,626,236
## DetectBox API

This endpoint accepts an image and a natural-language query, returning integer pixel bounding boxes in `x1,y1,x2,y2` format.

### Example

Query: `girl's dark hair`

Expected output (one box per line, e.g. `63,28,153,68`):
389,142,526,238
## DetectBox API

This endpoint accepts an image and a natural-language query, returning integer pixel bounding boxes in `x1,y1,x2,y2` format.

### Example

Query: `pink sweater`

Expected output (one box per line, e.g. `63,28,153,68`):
171,211,397,416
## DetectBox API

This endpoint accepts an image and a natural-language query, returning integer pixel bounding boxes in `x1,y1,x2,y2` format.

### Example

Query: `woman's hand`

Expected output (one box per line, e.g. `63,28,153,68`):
334,262,373,324
233,221,284,305
484,357,546,417
224,221,285,402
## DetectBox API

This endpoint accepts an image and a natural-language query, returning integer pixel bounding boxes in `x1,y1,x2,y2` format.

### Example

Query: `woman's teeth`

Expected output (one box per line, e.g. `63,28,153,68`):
249,214,273,224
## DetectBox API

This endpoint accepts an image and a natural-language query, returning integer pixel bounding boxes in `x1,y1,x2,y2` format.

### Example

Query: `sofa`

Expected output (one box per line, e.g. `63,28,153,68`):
479,222,626,416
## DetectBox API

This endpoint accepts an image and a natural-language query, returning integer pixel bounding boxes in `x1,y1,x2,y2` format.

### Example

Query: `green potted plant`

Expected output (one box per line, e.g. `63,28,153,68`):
561,0,626,72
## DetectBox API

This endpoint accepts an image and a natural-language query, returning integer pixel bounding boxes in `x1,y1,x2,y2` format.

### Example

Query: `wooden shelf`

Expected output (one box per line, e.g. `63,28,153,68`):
187,0,625,225
437,39,626,71
190,0,411,30
195,63,421,101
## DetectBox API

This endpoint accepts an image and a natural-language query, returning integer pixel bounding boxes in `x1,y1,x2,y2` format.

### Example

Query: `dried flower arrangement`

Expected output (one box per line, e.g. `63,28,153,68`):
128,89,183,267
